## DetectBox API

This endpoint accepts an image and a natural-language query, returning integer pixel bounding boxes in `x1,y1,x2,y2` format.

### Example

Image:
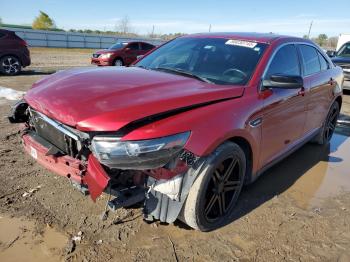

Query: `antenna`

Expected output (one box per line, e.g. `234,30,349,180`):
307,21,313,39
209,24,212,32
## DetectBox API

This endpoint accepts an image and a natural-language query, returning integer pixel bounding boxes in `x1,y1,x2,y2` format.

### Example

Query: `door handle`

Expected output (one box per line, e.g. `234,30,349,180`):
298,89,305,96
328,78,336,86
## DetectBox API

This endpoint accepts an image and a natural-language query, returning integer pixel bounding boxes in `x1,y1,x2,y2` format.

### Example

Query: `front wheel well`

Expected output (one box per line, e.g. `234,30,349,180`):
228,137,253,184
0,54,22,65
113,57,123,63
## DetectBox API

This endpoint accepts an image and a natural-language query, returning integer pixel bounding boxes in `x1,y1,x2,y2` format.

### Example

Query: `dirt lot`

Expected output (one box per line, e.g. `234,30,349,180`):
1,54,350,261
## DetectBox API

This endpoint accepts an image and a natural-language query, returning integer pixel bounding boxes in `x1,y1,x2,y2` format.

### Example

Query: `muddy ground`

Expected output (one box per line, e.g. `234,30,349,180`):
0,63,350,261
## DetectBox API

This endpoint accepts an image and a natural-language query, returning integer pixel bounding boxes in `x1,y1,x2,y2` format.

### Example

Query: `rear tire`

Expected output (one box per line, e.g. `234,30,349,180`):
312,101,340,145
180,142,246,231
0,56,22,75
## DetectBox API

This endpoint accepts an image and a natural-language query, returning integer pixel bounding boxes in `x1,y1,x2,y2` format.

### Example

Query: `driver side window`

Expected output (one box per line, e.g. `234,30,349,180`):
265,45,300,78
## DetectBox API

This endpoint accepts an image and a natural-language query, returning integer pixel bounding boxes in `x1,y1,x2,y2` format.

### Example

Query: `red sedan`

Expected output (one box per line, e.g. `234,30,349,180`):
91,41,155,66
10,33,343,231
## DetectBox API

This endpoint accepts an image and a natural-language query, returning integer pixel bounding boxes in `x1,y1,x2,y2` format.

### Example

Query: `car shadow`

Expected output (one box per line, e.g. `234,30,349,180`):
21,69,57,75
175,125,350,231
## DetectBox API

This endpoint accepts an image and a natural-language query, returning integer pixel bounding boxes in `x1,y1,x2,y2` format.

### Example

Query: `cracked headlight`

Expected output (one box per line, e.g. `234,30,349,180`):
91,132,190,170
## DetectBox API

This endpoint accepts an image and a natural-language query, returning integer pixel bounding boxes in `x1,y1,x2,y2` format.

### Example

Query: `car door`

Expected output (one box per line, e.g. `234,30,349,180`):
298,44,334,134
124,42,141,65
260,44,307,166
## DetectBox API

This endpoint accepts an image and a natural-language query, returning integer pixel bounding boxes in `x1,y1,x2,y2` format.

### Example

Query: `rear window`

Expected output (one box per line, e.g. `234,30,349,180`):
318,52,329,71
299,45,321,76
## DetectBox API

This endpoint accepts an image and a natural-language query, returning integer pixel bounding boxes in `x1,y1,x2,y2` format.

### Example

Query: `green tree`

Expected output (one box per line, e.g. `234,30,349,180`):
316,34,328,46
32,11,55,30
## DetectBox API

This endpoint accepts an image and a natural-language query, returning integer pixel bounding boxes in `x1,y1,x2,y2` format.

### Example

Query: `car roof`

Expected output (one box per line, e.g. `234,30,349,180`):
0,29,13,34
184,32,307,44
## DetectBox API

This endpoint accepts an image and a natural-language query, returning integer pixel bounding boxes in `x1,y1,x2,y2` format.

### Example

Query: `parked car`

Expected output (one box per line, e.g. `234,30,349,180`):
91,41,155,66
0,29,31,75
9,33,343,231
328,41,350,90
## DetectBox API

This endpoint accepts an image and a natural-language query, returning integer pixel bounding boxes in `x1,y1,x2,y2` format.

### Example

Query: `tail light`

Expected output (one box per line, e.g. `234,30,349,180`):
20,39,28,47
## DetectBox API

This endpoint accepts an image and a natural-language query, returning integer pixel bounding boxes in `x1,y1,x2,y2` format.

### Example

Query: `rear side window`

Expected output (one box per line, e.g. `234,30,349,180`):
141,43,154,51
299,45,321,76
128,43,140,50
265,44,300,77
318,52,329,71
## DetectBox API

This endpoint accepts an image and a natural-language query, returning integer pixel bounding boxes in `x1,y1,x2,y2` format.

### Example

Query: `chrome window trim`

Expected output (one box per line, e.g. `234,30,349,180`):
260,41,333,91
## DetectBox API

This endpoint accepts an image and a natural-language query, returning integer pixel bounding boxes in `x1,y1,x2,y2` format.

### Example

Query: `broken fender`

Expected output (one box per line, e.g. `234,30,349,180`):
84,154,110,202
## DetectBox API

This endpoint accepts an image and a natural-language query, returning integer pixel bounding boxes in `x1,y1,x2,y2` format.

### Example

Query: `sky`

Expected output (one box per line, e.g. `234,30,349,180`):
0,0,349,37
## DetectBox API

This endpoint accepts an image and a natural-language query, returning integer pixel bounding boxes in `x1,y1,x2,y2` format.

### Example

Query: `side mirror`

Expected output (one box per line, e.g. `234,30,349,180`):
125,47,131,52
326,50,336,57
263,75,304,89
136,55,144,60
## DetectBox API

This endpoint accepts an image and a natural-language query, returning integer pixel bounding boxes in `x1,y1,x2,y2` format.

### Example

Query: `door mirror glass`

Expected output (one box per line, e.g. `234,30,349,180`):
263,75,304,89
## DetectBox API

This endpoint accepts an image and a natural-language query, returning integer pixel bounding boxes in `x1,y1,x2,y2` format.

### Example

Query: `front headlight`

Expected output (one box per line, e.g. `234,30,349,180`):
100,53,112,59
91,132,190,170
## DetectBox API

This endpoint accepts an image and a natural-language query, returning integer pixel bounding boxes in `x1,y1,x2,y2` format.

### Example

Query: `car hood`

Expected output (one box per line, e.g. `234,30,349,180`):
25,67,245,131
332,56,350,65
94,49,119,55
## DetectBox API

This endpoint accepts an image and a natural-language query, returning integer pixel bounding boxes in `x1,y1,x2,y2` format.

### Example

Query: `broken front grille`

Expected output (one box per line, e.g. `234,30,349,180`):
29,109,80,157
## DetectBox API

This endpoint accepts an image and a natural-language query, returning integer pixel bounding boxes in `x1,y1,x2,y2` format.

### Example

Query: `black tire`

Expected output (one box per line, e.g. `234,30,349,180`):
0,55,22,75
113,58,124,66
312,101,340,145
180,142,246,231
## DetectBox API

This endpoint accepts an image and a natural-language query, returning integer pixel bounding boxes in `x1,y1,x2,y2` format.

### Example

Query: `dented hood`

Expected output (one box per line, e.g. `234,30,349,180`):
25,67,244,131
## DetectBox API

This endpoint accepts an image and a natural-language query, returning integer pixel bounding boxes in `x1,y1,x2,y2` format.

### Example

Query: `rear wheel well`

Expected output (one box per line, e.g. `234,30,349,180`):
228,137,253,184
335,96,342,109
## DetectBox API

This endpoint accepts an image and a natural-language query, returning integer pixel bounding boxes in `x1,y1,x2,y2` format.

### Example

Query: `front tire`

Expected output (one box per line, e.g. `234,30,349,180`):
180,142,246,231
113,58,124,66
0,56,22,75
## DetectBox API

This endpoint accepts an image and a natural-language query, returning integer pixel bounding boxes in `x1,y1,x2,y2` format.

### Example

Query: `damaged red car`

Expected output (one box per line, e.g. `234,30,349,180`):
9,33,343,231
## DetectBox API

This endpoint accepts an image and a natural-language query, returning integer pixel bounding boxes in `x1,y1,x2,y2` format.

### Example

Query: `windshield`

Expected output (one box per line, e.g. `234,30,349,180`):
135,37,268,85
109,42,128,50
337,43,350,57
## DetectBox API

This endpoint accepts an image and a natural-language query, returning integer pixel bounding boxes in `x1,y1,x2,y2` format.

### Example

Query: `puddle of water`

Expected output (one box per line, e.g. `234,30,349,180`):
0,215,67,262
243,129,350,210
282,131,350,209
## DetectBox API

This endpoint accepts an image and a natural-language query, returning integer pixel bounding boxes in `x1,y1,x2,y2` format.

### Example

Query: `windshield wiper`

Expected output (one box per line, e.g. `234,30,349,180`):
133,65,149,69
153,67,213,84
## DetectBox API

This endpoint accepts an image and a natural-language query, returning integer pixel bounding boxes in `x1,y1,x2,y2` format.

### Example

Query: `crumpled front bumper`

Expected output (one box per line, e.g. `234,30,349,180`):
22,133,110,201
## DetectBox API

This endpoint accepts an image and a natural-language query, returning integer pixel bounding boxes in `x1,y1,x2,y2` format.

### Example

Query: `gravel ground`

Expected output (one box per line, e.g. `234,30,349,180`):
0,52,350,261
28,47,97,70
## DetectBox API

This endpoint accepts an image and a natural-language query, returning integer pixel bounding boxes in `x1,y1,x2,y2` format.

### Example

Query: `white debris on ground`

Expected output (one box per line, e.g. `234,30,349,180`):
0,86,26,101
72,231,83,242
22,185,42,198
